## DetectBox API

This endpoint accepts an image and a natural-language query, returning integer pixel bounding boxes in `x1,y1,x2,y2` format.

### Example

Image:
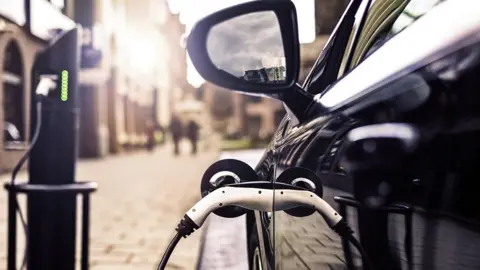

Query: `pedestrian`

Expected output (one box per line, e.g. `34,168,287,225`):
169,115,183,156
186,119,200,155
145,119,156,152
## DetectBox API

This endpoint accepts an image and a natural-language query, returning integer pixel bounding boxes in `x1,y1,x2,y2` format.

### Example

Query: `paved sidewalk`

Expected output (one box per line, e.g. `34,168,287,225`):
198,150,265,270
0,140,218,270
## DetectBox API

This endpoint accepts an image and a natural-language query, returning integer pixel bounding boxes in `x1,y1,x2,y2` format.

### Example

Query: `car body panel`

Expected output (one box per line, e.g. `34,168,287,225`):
251,0,480,269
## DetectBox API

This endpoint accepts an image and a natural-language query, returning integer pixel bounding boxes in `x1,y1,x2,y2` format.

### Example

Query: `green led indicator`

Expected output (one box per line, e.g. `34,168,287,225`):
61,70,69,101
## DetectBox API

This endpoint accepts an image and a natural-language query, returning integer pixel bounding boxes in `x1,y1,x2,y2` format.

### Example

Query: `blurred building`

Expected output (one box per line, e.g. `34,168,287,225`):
202,83,284,140
72,0,179,157
315,0,350,35
160,11,191,116
162,10,211,127
0,0,74,172
299,0,349,82
0,0,187,171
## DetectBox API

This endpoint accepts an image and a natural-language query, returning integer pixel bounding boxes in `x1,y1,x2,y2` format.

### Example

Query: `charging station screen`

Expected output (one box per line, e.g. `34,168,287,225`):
61,70,68,101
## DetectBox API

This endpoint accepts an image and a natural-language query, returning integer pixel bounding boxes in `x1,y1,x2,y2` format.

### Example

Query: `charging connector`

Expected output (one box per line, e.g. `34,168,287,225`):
35,75,58,97
157,182,374,270
186,186,342,229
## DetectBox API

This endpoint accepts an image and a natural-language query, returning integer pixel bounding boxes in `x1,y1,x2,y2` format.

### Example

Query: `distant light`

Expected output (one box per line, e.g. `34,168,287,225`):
61,70,68,101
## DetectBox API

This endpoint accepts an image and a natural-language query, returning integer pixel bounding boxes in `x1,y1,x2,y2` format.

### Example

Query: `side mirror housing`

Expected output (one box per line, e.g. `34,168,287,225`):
187,0,301,97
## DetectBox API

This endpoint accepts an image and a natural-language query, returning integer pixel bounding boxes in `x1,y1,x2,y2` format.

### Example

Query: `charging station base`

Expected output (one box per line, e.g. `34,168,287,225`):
4,181,97,270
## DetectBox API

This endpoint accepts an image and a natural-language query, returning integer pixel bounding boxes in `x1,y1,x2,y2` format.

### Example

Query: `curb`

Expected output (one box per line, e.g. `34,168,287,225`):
195,216,212,270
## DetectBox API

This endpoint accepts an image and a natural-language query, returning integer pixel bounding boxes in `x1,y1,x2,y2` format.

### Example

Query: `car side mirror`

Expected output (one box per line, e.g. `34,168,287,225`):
187,0,301,96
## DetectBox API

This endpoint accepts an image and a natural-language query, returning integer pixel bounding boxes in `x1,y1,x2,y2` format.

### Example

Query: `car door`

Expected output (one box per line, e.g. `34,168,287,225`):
271,0,459,270
264,0,371,269
312,0,480,268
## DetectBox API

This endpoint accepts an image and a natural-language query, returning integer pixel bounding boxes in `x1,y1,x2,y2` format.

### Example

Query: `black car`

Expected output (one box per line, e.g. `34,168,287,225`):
187,0,480,269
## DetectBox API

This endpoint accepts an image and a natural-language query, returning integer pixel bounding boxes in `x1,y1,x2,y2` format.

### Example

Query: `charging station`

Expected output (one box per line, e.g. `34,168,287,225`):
4,27,98,270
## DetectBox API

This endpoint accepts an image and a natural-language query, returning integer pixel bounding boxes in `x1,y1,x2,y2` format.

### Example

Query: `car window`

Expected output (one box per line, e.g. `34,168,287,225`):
337,0,373,78
304,0,365,95
345,0,447,73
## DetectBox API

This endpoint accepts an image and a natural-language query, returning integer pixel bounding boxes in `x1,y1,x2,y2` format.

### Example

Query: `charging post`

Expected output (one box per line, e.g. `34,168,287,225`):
27,26,81,270
4,27,97,270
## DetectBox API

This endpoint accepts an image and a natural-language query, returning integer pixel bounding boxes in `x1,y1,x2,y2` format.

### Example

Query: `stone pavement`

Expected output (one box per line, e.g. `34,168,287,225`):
198,150,265,270
275,205,361,270
0,140,219,270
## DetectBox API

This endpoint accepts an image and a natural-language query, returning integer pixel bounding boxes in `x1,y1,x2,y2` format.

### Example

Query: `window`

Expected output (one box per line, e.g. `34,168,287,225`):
344,0,446,73
337,0,373,79
304,0,366,94
3,41,24,148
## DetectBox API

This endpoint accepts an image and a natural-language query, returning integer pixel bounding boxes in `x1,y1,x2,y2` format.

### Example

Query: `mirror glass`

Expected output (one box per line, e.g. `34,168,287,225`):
206,11,287,85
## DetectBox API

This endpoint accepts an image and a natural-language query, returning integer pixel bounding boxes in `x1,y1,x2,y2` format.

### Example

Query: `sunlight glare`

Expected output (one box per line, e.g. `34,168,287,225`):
121,28,169,89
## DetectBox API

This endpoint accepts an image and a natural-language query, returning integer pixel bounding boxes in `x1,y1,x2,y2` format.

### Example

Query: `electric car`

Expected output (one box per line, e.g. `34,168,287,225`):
187,0,480,269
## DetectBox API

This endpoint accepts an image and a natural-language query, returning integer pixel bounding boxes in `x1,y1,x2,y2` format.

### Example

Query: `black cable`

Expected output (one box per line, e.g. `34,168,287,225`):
347,233,375,270
11,100,43,270
156,215,199,269
332,218,375,270
157,233,182,270
156,193,374,270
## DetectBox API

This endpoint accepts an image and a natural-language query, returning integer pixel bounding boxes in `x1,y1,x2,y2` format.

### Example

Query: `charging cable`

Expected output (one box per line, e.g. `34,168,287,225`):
10,75,57,270
156,182,374,270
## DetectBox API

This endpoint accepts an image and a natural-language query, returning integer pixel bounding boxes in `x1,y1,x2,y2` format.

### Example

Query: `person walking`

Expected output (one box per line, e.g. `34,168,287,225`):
186,119,200,155
145,119,156,152
169,115,183,156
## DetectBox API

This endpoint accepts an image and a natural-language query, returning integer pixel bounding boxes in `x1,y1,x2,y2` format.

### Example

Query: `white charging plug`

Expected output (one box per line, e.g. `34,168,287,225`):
185,186,342,229
35,75,58,97
164,184,371,270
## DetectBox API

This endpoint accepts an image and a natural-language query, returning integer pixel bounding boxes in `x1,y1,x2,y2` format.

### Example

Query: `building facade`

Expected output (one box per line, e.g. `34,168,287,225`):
0,0,74,172
73,0,177,157
0,0,184,171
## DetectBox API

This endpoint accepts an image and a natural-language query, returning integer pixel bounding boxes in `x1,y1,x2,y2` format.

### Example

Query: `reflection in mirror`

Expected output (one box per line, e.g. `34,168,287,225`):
206,11,287,85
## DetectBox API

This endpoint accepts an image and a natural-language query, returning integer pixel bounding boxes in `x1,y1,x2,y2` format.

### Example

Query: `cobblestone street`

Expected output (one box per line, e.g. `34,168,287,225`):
0,141,219,270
